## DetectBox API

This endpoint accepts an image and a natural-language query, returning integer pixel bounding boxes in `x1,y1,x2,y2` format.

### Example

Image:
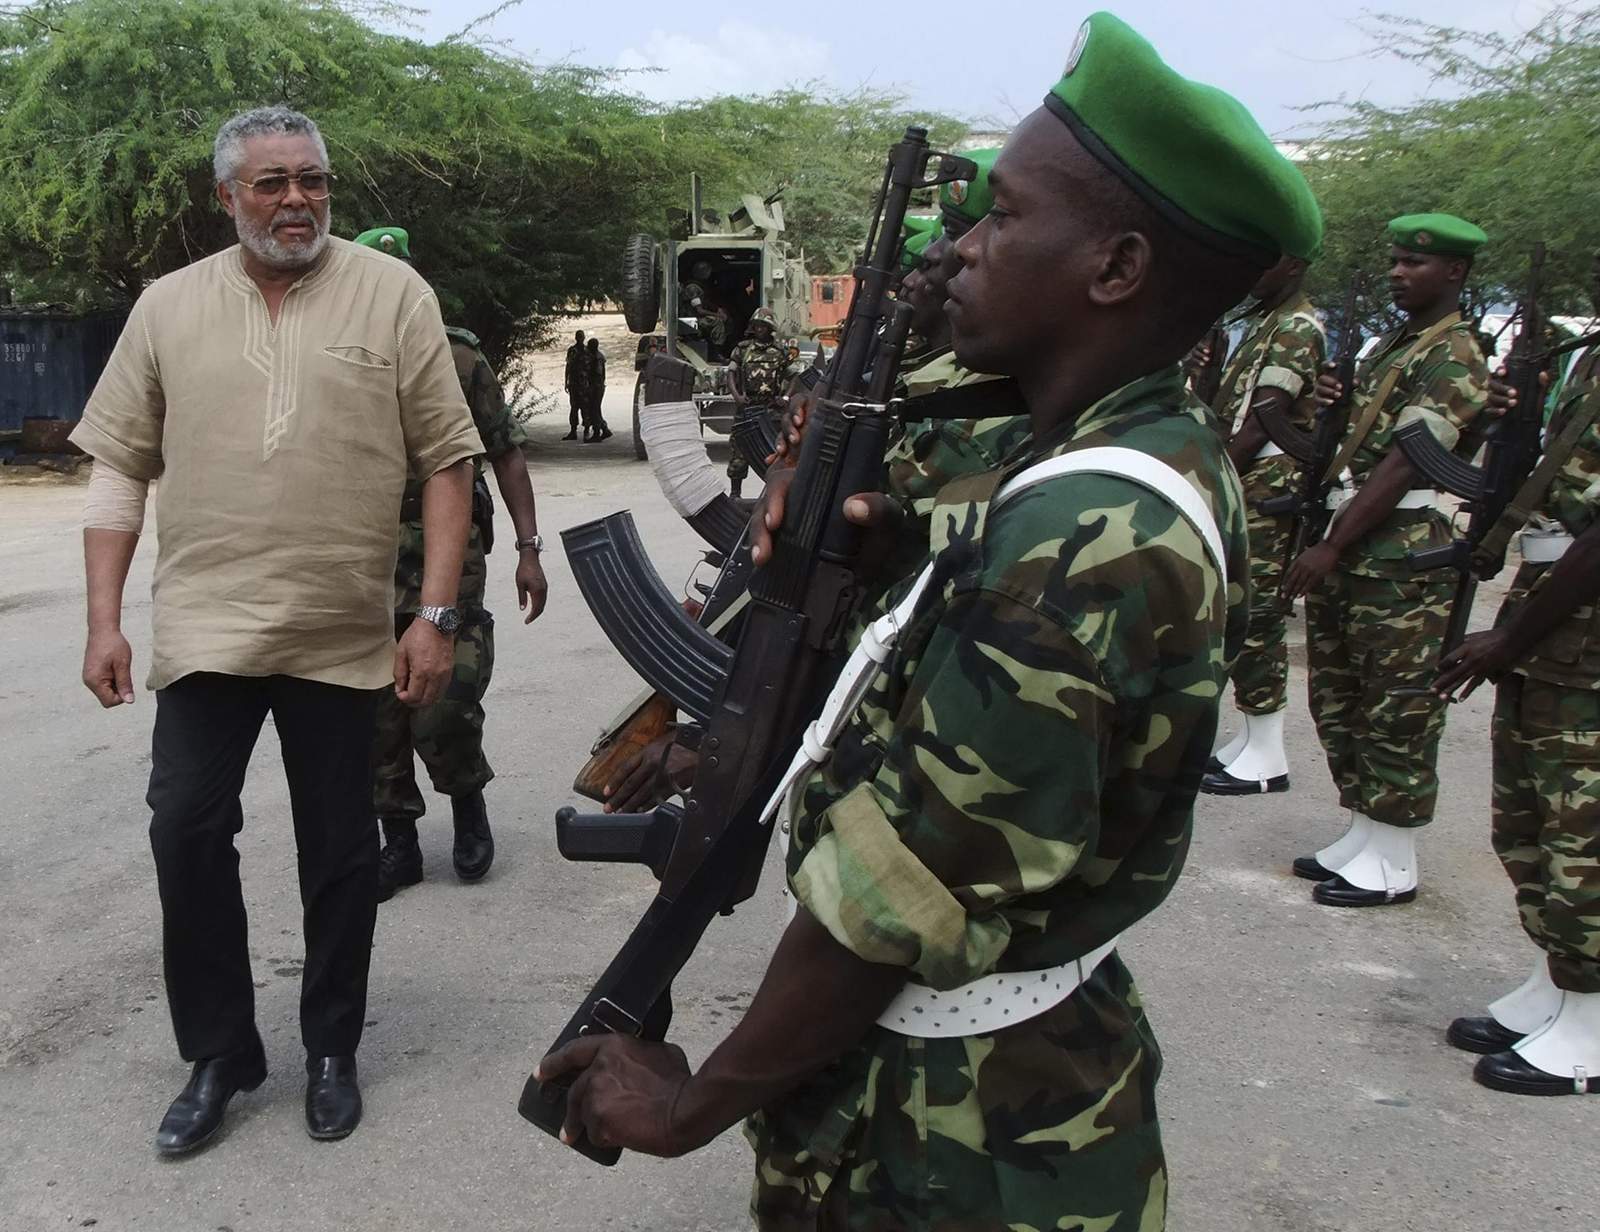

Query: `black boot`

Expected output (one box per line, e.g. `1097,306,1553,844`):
451,792,494,882
154,1032,267,1156
561,430,579,441
597,422,613,440
376,819,423,903
305,1055,362,1140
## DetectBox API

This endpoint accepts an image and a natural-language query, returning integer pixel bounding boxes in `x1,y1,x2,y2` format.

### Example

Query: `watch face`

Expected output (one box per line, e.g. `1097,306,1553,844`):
437,608,462,634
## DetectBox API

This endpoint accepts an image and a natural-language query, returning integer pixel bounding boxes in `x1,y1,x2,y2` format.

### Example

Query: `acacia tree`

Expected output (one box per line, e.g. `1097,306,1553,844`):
1300,5,1600,318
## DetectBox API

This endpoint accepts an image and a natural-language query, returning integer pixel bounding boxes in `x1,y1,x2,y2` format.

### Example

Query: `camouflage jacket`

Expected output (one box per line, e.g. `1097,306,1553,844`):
1503,345,1600,688
1338,313,1489,580
731,337,787,403
395,332,522,614
565,342,589,395
1214,293,1325,485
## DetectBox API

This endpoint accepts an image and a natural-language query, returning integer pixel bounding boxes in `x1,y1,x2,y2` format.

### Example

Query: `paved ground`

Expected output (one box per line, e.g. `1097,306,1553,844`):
1,408,1595,1232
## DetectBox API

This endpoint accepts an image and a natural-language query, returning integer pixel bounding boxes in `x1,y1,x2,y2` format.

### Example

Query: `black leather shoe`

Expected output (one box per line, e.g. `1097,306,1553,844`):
1292,856,1335,881
1447,1016,1526,1055
376,821,423,903
155,1037,267,1156
451,792,494,882
305,1055,362,1139
1312,874,1417,908
1200,769,1289,796
1205,755,1225,774
1474,1049,1600,1096
561,431,579,441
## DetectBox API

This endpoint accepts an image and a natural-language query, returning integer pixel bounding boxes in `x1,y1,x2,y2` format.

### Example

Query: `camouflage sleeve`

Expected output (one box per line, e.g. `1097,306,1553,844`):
466,350,524,458
791,474,1226,990
1256,312,1325,402
1392,327,1489,450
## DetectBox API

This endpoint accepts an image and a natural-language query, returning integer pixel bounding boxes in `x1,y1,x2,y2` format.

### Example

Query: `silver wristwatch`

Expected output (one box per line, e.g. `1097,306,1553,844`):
515,534,544,553
415,605,462,635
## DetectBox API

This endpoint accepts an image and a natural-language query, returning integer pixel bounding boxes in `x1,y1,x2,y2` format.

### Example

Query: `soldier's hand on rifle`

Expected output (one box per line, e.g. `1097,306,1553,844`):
1433,628,1515,702
1283,541,1339,600
517,553,548,624
604,733,698,814
766,390,812,464
83,627,136,708
536,1034,701,1157
1182,338,1212,378
1486,364,1549,418
1313,367,1344,407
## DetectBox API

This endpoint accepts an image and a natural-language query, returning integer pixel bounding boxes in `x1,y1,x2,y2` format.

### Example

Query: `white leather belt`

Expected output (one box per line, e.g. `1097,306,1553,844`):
1325,487,1437,513
877,938,1120,1037
1255,440,1285,460
1520,529,1574,564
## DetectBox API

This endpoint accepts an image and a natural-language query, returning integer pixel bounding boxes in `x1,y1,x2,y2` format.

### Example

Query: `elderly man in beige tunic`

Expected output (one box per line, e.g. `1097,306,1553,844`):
71,106,482,1155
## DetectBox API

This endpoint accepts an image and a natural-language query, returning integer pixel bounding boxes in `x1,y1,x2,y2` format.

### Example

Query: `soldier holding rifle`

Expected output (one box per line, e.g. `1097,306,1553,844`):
537,14,1321,1227
1282,214,1489,908
1435,251,1600,1097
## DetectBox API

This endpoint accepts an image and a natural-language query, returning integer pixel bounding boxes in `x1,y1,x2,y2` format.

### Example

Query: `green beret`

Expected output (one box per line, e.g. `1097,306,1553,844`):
941,147,999,235
353,226,411,260
1044,12,1323,264
1386,213,1487,259
900,225,938,271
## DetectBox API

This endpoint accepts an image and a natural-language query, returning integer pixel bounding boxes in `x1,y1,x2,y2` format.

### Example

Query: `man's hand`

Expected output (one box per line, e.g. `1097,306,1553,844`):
1313,369,1344,407
1283,541,1340,599
394,618,454,707
604,734,699,813
751,476,907,571
1434,628,1516,702
83,628,135,708
766,393,812,464
517,553,549,624
1183,337,1214,380
535,1035,700,1158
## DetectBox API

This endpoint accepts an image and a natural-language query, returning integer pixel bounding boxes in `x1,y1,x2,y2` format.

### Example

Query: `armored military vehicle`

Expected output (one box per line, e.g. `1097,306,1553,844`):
619,178,814,459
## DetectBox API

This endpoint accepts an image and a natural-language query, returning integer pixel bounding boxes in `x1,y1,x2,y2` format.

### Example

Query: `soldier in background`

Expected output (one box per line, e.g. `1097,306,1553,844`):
1283,213,1490,908
682,261,730,359
726,306,785,497
563,330,587,441
353,226,550,901
1202,254,1325,795
1436,257,1600,1096
584,337,613,442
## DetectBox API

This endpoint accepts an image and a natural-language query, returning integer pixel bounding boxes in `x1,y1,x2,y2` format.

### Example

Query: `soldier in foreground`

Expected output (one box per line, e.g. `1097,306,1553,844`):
539,15,1321,1228
726,307,785,497
1436,257,1600,1096
1283,214,1489,907
353,226,550,901
1202,254,1325,795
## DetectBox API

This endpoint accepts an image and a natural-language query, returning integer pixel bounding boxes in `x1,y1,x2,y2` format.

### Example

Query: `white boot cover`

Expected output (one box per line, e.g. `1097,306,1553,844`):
1221,709,1288,781
1213,719,1247,764
1329,819,1418,897
1489,955,1563,1034
1314,810,1373,871
1513,990,1600,1091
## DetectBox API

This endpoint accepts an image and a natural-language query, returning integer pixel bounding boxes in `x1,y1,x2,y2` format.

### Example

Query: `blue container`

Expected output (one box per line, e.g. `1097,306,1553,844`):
1,306,130,435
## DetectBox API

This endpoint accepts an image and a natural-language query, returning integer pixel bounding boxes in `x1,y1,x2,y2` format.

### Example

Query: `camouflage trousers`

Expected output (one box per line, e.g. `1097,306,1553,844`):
1492,675,1600,993
372,613,495,821
1305,570,1452,828
747,954,1167,1231
1231,458,1294,714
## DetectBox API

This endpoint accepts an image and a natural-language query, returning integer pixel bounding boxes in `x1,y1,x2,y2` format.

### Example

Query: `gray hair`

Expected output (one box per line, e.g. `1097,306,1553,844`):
212,106,329,184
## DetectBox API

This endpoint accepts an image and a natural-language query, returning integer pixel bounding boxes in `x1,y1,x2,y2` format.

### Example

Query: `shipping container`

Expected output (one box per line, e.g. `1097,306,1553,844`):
1,306,129,435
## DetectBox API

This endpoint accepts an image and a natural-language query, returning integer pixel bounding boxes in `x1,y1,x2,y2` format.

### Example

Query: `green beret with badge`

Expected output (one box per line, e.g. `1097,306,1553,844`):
353,225,412,260
1043,11,1323,264
1386,213,1488,258
940,147,1000,237
899,215,940,270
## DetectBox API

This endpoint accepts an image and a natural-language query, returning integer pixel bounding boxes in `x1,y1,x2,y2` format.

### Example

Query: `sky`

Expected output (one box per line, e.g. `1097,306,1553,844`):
399,0,1558,139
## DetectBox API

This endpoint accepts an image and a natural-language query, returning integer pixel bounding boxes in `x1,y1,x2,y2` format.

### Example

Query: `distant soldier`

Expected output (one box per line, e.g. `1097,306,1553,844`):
584,337,613,441
1201,254,1325,795
353,225,550,902
563,330,587,441
1283,213,1490,908
726,306,785,497
1436,252,1600,1097
682,261,730,358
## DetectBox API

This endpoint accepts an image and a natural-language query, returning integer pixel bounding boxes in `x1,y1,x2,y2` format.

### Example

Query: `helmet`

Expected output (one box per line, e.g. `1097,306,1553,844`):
750,307,777,329
354,226,411,260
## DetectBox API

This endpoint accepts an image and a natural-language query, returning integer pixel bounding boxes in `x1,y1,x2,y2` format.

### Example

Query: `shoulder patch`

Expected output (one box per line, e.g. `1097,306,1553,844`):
445,325,482,349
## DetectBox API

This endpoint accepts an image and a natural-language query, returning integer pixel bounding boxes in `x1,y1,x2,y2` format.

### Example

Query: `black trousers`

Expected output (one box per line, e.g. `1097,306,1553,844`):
146,672,380,1061
568,392,584,432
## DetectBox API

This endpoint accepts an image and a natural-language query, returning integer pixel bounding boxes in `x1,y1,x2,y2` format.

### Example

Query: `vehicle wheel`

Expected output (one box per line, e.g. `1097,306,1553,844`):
633,374,648,461
621,235,660,334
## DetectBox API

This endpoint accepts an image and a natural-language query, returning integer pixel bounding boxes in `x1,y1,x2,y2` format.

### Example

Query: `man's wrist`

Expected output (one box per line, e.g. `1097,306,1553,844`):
668,1072,731,1152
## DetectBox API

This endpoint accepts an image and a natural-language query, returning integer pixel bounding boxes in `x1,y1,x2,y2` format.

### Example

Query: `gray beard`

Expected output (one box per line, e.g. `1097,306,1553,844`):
235,208,329,271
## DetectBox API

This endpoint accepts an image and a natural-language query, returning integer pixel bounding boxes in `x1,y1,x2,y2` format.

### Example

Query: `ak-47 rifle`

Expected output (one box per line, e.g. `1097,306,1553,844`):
1258,273,1365,605
1392,245,1548,690
517,128,977,1166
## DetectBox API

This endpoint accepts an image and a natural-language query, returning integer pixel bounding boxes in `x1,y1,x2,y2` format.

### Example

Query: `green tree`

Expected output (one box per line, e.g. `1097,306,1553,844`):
1300,5,1600,320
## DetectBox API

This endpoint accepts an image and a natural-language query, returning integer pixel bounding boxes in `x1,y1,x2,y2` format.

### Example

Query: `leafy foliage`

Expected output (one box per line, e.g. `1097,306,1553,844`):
0,0,962,369
1299,5,1600,321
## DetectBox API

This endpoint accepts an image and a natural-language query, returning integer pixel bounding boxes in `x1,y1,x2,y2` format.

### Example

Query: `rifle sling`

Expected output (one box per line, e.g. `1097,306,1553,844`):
898,378,1027,422
1323,313,1463,485
1471,390,1600,570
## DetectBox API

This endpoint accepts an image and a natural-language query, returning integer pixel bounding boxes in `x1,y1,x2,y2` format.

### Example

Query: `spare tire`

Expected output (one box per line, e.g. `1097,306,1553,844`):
621,235,660,334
